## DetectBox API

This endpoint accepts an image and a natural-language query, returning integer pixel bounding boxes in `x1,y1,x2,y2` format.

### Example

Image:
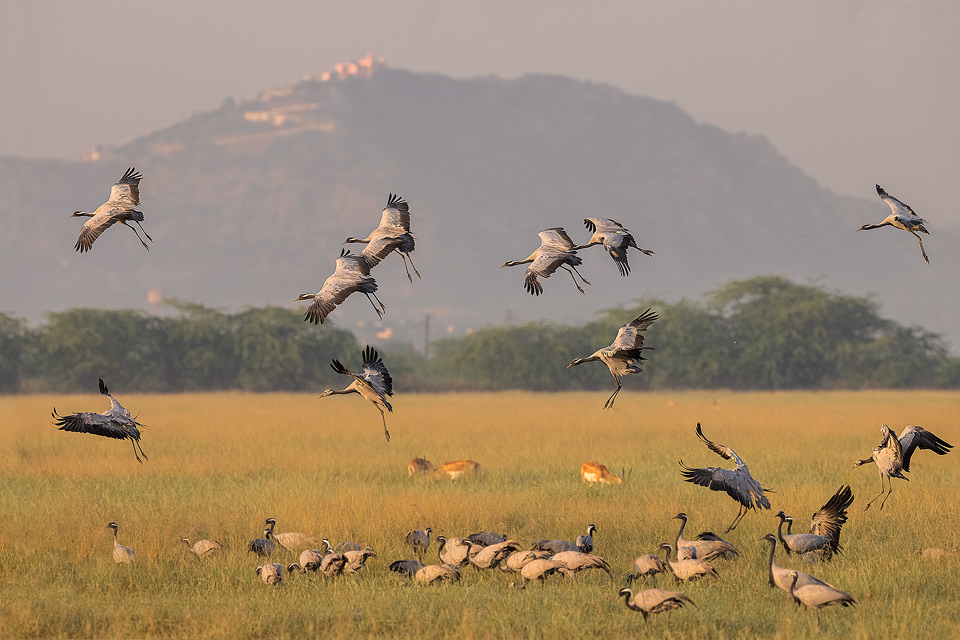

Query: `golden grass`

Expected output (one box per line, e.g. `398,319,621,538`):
1,390,959,638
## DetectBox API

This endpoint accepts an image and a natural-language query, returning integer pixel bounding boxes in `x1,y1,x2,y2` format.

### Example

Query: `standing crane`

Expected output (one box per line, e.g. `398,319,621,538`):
319,346,394,442
858,184,930,264
575,217,654,276
71,167,153,252
785,570,856,627
106,522,135,564
678,423,772,532
295,249,385,325
774,485,854,559
618,587,694,622
344,193,421,282
500,228,591,296
52,378,147,464
566,309,658,409
405,527,432,560
853,424,952,510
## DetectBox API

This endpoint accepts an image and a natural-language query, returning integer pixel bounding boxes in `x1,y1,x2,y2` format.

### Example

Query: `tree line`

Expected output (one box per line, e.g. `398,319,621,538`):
1,277,957,394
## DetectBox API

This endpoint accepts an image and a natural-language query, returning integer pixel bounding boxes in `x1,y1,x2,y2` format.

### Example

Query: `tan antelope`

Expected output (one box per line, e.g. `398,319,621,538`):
432,460,480,480
408,457,435,476
580,461,622,485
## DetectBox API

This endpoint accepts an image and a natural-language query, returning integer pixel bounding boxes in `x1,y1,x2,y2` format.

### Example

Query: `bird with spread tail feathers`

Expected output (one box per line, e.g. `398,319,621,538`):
296,249,385,325
858,184,930,264
575,217,654,276
71,167,153,253
52,378,147,463
775,485,854,559
320,346,394,441
500,227,591,296
678,423,772,532
567,309,657,409
853,424,952,510
344,193,421,283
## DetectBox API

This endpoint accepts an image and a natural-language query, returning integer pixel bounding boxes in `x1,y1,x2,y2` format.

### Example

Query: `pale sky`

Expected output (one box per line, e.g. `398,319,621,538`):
2,1,958,228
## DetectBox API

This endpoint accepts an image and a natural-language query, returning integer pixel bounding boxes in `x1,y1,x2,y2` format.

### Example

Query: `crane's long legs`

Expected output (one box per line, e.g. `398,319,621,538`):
400,250,421,280
603,381,622,410
377,406,390,442
136,221,153,243
878,477,895,510
725,504,747,533
123,222,151,250
364,294,385,320
863,472,887,511
913,232,930,264
130,438,144,464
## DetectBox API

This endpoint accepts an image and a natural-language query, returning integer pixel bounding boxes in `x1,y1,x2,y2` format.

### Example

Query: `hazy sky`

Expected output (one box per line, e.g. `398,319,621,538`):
2,1,958,226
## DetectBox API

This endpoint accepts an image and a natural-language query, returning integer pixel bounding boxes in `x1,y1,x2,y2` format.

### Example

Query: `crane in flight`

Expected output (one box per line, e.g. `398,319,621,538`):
501,228,590,296
858,184,930,264
71,167,153,253
344,193,420,282
320,346,394,442
566,309,658,409
52,378,147,463
575,217,654,276
678,423,771,532
295,249,385,324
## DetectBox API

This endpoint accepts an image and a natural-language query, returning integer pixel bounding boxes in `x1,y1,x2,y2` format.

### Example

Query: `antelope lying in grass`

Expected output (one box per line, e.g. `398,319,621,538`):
433,460,480,480
580,461,627,485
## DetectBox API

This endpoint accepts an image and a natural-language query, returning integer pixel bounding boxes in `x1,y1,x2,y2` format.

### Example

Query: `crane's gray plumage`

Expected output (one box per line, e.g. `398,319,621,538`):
342,547,376,573
853,424,952,510
106,522,135,564
435,536,471,566
786,570,856,626
679,423,772,532
500,550,552,573
405,527,432,559
509,558,573,588
576,524,598,554
618,587,694,621
344,193,421,282
673,513,738,561
775,485,854,558
464,531,507,546
464,539,522,571
320,346,394,442
389,559,425,576
262,518,319,554
71,167,153,253
575,217,654,277
500,227,591,296
181,537,223,559
567,308,658,409
625,554,666,583
658,543,720,583
256,563,283,585
531,538,578,554
548,550,612,576
52,378,147,464
414,563,460,584
760,534,832,595
858,184,931,264
248,527,276,556
296,249,385,325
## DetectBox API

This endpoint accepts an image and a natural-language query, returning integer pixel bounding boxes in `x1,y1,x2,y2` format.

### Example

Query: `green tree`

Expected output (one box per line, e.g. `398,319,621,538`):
0,313,25,393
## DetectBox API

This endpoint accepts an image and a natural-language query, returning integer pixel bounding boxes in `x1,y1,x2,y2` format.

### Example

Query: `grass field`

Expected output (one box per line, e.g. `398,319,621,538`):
1,390,958,639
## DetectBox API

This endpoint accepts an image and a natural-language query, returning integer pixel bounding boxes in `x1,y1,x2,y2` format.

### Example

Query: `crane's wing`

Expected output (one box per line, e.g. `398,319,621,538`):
337,249,374,276
678,461,764,508
538,228,577,251
109,167,142,206
524,251,579,295
379,193,411,231
694,423,737,462
359,231,404,267
610,309,658,354
898,425,953,472
304,280,359,325
808,485,854,549
360,345,393,397
52,408,141,441
75,212,120,253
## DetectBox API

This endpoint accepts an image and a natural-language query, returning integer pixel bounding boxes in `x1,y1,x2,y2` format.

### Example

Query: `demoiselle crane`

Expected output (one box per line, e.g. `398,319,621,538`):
774,485,854,558
678,423,772,532
71,167,153,252
500,227,591,296
618,587,694,621
575,217,654,276
295,249,385,325
106,522,135,564
566,308,658,409
344,193,421,282
853,424,952,510
52,378,147,464
320,346,394,442
858,184,930,264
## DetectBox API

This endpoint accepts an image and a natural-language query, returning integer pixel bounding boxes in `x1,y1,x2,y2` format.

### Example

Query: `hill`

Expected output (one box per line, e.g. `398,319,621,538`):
1,60,955,349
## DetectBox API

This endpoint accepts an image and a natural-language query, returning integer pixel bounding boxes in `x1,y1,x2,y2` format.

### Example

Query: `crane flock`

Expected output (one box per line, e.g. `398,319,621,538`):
50,167,952,631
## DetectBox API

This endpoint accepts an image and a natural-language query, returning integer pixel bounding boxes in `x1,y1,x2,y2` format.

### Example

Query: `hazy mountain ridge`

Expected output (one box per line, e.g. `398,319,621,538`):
1,65,955,349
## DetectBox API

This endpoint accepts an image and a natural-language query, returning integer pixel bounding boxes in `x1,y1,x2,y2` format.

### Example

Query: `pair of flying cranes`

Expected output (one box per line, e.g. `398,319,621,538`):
60,171,948,507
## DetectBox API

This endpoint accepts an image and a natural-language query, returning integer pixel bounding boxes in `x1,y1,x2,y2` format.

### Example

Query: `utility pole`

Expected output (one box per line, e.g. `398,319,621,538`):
423,312,432,358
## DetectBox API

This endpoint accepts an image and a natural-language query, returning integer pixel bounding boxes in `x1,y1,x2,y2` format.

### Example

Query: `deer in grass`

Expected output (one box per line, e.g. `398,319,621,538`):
580,461,628,485
408,457,435,476
433,460,481,480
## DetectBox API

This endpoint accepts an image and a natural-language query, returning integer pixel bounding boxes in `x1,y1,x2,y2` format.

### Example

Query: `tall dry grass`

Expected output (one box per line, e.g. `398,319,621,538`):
1,390,958,638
